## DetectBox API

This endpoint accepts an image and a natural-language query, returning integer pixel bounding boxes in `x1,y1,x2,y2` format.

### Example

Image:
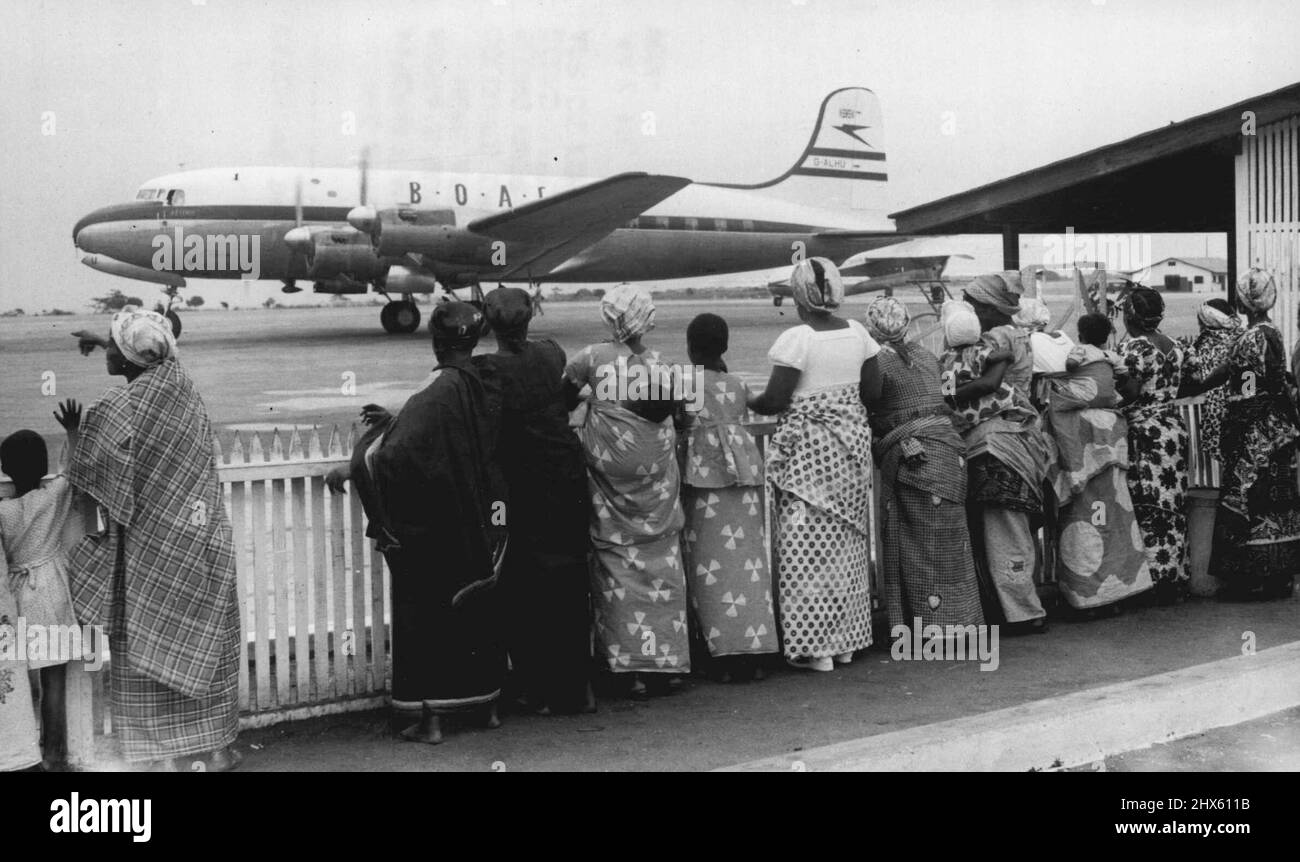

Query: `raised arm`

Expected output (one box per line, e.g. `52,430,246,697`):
954,358,1009,406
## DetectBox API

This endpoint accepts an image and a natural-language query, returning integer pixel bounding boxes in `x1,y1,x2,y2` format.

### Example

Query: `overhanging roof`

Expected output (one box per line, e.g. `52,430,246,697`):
890,82,1300,235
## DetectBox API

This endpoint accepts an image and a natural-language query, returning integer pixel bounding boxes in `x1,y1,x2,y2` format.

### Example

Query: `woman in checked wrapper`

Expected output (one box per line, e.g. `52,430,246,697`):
749,258,877,673
563,284,689,698
679,313,776,682
858,296,984,633
68,308,241,771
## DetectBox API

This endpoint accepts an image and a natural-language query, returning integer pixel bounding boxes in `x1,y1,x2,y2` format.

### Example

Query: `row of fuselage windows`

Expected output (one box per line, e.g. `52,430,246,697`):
622,216,809,232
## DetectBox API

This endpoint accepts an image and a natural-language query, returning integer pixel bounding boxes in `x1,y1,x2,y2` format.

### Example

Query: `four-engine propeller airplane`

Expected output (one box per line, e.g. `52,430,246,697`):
72,87,962,334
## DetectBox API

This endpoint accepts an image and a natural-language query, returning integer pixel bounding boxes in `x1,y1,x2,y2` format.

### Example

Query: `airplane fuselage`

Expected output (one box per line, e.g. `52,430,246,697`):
73,166,900,286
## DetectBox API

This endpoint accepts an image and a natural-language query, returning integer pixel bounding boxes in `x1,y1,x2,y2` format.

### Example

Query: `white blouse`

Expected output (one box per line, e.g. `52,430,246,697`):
768,319,881,396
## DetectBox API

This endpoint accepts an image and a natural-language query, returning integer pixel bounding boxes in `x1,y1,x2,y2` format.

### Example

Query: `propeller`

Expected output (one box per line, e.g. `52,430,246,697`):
283,173,312,285
347,148,378,242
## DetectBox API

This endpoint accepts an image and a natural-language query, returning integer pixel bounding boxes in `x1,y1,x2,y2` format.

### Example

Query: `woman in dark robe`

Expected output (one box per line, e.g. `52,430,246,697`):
338,302,509,744
473,287,594,714
1210,269,1300,599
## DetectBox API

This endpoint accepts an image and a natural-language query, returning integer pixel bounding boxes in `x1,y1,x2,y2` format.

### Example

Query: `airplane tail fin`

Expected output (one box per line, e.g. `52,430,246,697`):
707,87,890,218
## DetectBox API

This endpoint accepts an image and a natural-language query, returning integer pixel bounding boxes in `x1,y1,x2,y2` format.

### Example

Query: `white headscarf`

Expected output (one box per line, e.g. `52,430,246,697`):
110,306,176,368
1013,297,1051,331
941,299,981,348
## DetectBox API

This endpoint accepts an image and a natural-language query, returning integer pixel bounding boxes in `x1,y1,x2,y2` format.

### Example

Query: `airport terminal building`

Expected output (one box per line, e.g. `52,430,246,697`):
891,82,1300,350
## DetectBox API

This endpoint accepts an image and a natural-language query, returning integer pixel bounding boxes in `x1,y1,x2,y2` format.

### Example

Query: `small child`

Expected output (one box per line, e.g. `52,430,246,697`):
938,300,1017,433
0,400,83,770
1,532,42,771
1067,312,1127,382
680,314,776,682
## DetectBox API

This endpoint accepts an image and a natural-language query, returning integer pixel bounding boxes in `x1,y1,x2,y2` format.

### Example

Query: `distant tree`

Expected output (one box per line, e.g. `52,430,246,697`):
591,288,606,299
90,289,133,313
45,308,73,316
263,297,279,309
572,288,593,301
220,301,230,310
1,308,25,317
186,295,205,308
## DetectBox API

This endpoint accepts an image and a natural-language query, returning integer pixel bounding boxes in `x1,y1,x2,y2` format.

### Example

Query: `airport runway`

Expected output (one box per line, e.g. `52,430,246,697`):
0,292,1207,454
0,298,873,450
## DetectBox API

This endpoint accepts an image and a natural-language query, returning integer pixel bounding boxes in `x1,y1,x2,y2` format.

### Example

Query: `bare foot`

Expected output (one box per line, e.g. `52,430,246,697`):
399,711,443,745
484,704,501,729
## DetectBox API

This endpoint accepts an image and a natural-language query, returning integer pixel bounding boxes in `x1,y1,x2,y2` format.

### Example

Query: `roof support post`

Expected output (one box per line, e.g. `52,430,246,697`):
1001,225,1020,271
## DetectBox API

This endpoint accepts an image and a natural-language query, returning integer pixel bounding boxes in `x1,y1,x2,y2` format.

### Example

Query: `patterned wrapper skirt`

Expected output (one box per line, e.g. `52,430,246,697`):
773,490,873,660
108,560,240,763
1055,466,1153,608
1126,411,1189,585
582,402,689,674
880,481,984,629
1211,433,1300,598
682,485,776,657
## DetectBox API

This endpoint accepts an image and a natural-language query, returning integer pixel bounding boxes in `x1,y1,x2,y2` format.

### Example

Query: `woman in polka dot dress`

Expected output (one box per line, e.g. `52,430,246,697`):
749,258,879,673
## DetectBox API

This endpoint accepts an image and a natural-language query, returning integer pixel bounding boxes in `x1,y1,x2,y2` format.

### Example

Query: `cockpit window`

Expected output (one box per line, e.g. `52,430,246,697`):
166,189,185,206
136,188,155,200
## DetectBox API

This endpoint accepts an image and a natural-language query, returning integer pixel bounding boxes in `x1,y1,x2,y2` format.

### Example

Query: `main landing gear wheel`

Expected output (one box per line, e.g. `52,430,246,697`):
165,309,182,338
380,300,421,334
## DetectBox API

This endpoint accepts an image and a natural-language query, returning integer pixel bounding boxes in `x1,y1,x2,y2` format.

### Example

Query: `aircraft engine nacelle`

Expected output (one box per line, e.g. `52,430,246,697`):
372,208,501,266
306,237,389,282
384,267,442,295
312,275,370,295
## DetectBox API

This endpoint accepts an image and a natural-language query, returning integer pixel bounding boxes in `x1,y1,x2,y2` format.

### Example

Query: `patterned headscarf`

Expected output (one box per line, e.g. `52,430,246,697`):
1013,297,1051,331
1238,268,1277,313
1123,286,1164,332
789,257,844,314
1197,301,1239,330
963,272,1022,316
601,283,656,342
109,306,176,368
865,296,910,343
430,301,484,350
941,299,981,348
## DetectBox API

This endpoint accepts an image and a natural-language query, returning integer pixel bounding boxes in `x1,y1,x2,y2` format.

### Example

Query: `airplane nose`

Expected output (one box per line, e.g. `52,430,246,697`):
73,201,162,250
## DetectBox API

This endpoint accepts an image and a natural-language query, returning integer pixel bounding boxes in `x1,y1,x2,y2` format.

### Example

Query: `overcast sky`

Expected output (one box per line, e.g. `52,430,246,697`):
3,0,1297,310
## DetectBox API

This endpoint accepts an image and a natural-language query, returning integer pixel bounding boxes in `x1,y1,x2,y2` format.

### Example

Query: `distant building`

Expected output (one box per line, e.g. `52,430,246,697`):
1126,256,1227,294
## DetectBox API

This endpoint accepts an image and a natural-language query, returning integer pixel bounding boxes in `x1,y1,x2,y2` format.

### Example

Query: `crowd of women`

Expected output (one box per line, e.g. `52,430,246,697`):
329,259,1299,743
5,259,1297,768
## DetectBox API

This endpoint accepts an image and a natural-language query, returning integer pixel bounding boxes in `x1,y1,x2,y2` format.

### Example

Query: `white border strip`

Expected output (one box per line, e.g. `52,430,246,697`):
722,641,1300,771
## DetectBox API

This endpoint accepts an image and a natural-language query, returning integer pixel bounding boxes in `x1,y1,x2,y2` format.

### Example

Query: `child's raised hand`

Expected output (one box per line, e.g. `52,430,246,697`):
54,399,82,431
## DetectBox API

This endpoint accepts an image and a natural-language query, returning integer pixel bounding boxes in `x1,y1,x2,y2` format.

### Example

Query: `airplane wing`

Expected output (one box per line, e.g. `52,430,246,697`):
467,172,691,277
